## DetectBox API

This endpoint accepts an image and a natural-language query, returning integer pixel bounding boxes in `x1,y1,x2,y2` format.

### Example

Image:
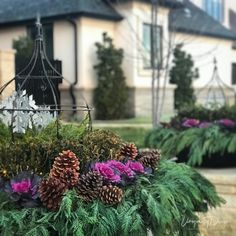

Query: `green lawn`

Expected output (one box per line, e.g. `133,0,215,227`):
93,115,173,125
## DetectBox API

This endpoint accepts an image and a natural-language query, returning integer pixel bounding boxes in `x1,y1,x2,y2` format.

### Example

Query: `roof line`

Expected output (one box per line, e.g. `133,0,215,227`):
170,27,236,41
0,12,123,28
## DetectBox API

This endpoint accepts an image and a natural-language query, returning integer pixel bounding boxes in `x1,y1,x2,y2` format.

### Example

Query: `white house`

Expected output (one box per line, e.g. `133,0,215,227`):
0,0,236,117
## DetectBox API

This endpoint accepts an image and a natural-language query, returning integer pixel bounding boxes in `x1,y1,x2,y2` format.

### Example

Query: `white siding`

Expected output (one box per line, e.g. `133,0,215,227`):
54,20,75,85
176,33,236,87
114,1,171,88
78,17,115,89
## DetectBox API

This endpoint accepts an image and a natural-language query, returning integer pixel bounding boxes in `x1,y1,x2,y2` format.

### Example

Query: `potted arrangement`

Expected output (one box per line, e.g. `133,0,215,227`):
145,105,236,166
0,122,224,236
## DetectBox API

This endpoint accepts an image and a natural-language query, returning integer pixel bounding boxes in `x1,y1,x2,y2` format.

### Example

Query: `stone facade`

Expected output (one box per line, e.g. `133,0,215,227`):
60,85,175,119
134,86,176,117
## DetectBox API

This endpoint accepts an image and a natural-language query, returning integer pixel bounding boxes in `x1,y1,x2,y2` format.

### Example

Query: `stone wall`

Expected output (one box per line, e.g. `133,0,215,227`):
60,86,176,119
134,86,176,117
0,50,15,99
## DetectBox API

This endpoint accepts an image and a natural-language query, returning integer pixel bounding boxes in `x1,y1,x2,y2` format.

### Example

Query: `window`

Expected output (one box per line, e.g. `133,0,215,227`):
203,0,223,22
142,23,162,69
27,23,54,60
232,63,236,84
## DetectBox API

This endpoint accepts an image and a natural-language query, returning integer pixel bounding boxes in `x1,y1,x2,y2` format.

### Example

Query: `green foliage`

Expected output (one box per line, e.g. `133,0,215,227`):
145,126,236,166
0,120,128,176
93,33,128,120
170,44,199,110
38,115,90,141
177,104,236,122
13,36,33,59
0,119,90,177
81,129,122,162
13,36,34,73
0,121,11,143
0,160,224,236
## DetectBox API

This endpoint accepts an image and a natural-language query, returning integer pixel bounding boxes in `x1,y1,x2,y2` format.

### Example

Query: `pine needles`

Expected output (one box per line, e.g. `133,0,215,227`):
0,160,224,236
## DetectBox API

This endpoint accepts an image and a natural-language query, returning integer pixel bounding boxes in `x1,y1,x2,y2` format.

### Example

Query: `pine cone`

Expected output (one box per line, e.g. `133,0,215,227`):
76,171,103,202
50,150,79,188
38,178,67,211
139,149,161,169
119,143,138,161
99,185,123,205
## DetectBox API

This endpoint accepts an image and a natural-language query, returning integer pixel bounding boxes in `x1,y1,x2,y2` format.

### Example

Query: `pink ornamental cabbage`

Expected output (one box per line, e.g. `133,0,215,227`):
107,160,135,178
182,119,200,128
218,119,235,128
94,162,121,183
126,161,144,173
11,179,31,193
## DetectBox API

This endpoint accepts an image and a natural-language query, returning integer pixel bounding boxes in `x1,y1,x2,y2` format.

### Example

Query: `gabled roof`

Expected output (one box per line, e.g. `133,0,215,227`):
0,0,123,27
169,0,236,40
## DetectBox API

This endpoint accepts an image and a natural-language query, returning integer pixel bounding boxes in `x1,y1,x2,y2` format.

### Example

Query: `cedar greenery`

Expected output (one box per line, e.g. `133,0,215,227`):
145,125,236,166
93,33,128,120
0,160,224,236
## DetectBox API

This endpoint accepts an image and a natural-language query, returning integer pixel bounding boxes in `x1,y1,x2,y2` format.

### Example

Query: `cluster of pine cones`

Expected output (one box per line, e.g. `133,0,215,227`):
38,150,124,210
38,144,161,211
120,143,161,169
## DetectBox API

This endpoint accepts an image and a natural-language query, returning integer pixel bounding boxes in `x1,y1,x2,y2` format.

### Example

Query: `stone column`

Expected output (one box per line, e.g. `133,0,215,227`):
0,49,15,99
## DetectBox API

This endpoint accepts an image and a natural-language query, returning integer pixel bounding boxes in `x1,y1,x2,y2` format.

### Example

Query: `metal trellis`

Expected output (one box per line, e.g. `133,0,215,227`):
0,16,92,139
197,57,236,108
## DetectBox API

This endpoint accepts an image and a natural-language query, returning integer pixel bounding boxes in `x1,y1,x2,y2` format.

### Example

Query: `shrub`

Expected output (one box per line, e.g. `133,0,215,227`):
177,104,236,122
170,44,199,110
94,33,128,120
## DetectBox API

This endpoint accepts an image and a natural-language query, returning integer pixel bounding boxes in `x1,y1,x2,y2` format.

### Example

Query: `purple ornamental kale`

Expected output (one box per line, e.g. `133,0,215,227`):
182,119,200,128
4,171,42,208
94,162,121,183
218,119,236,128
126,161,145,174
106,160,135,178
